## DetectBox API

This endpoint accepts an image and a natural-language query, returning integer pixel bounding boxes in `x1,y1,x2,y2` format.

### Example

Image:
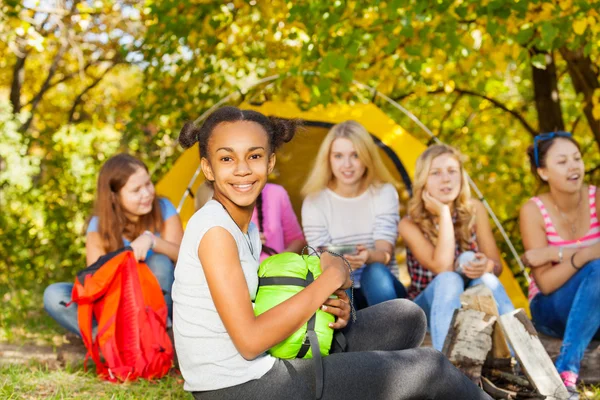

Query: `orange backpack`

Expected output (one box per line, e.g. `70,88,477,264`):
71,248,173,381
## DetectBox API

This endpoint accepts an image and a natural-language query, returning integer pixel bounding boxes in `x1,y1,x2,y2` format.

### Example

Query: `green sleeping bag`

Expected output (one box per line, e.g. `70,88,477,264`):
254,252,335,359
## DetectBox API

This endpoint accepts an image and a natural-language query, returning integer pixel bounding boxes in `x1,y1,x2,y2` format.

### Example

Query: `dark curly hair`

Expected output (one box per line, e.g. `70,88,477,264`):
178,106,301,157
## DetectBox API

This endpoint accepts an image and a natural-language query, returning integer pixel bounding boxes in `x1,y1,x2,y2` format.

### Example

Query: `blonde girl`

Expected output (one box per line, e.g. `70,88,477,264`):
399,144,514,351
302,120,407,309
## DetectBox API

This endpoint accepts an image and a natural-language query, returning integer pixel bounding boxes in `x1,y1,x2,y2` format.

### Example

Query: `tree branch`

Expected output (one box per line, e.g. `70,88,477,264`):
453,88,538,136
20,59,110,108
585,163,600,177
68,64,117,123
437,93,463,137
19,41,70,133
392,88,538,136
10,51,27,114
19,0,81,133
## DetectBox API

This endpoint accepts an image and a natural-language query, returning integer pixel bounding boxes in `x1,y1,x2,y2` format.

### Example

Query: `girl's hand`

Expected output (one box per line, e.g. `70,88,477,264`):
422,190,449,216
321,252,352,290
463,252,488,279
130,233,153,261
343,245,369,270
321,290,351,330
522,247,554,268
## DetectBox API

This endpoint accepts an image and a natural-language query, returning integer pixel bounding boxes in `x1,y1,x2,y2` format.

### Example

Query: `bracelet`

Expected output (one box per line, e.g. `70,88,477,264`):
570,252,581,270
144,230,156,249
558,247,564,264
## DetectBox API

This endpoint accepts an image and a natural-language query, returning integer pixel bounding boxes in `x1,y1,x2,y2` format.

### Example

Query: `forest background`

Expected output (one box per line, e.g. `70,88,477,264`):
1,0,599,345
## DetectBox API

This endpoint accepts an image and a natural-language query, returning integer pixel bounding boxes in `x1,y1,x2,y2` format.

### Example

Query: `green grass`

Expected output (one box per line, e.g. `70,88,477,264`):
582,386,600,400
0,363,192,400
0,287,61,345
1,285,599,399
1,285,191,399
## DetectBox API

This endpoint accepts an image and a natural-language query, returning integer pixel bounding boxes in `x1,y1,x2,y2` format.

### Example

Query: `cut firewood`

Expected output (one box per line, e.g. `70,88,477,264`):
460,284,511,359
481,376,518,399
442,308,496,384
499,309,569,400
487,368,533,389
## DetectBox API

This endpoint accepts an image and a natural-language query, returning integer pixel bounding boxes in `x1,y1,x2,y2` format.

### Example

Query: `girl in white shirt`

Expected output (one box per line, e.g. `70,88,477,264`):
302,120,406,309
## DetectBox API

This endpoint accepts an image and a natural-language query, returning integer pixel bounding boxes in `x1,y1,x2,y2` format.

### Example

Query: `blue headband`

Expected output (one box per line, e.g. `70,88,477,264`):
533,131,572,167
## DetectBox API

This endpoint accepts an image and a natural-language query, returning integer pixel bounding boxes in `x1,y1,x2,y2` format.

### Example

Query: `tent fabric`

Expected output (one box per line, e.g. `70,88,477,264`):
155,101,530,315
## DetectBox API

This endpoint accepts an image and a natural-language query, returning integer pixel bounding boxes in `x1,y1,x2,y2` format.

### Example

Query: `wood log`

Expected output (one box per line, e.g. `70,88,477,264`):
481,376,518,400
499,309,569,400
442,308,496,384
460,284,511,359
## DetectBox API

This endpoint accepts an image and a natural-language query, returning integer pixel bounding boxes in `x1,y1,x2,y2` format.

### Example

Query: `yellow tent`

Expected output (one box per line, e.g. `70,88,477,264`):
156,100,530,314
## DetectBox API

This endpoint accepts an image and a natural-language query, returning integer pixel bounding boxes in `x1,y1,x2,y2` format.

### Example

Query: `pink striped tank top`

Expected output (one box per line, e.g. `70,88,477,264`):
528,185,599,300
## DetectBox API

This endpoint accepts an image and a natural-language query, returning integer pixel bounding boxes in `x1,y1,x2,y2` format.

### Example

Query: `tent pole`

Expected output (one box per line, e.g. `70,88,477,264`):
176,74,529,282
192,74,281,127
176,165,202,213
353,81,530,283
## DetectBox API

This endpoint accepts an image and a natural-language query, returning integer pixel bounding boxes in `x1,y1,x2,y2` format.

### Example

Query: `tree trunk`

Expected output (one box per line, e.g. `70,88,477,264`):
560,48,600,152
532,51,565,133
10,53,27,114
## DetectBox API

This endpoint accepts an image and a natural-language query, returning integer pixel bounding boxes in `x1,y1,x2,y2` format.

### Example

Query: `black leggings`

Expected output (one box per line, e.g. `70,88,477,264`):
194,299,491,400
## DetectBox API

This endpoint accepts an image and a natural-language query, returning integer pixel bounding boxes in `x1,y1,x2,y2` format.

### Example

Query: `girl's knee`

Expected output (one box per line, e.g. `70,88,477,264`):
479,272,501,290
43,283,72,313
418,348,450,375
433,271,464,291
362,263,389,279
388,299,426,327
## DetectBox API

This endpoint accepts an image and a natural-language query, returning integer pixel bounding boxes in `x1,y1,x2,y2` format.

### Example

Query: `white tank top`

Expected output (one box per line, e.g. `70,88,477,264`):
172,200,275,392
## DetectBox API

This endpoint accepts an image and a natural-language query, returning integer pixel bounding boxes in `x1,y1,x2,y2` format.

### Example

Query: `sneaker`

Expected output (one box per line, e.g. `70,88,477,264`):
560,371,579,400
566,385,579,400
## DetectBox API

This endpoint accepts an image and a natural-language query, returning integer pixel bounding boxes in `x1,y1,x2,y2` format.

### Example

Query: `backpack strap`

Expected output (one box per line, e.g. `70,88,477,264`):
259,268,328,399
307,323,324,399
259,277,309,287
295,270,325,400
333,331,347,352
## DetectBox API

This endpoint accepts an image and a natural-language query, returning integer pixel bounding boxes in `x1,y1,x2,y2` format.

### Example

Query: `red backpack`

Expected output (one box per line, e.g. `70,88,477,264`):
71,248,173,381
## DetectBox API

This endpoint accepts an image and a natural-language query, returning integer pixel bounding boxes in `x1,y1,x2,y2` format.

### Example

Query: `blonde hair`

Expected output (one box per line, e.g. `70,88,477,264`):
408,144,475,251
301,120,396,196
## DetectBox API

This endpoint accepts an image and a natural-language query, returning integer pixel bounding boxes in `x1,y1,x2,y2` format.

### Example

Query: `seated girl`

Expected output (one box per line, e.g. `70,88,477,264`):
195,180,307,261
44,153,183,335
399,144,514,351
301,120,407,309
172,106,490,400
519,132,599,396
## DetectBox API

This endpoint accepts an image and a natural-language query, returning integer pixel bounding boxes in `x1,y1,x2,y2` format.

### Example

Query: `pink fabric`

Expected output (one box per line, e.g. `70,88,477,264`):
560,371,578,387
251,183,305,262
528,185,599,301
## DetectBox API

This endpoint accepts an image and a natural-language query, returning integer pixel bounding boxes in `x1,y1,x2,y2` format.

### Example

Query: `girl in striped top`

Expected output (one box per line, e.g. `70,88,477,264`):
301,120,407,309
520,132,600,396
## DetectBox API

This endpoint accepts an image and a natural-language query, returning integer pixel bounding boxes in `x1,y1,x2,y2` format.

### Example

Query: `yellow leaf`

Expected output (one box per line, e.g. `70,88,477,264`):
573,19,588,35
558,0,572,11
592,104,600,120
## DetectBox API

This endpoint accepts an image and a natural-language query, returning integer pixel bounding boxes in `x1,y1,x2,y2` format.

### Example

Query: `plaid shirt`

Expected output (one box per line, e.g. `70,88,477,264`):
406,229,478,299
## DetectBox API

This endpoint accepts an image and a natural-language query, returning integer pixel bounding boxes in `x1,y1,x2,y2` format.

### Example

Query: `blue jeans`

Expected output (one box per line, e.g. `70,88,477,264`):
351,263,408,310
43,253,175,336
530,258,600,375
413,271,515,351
